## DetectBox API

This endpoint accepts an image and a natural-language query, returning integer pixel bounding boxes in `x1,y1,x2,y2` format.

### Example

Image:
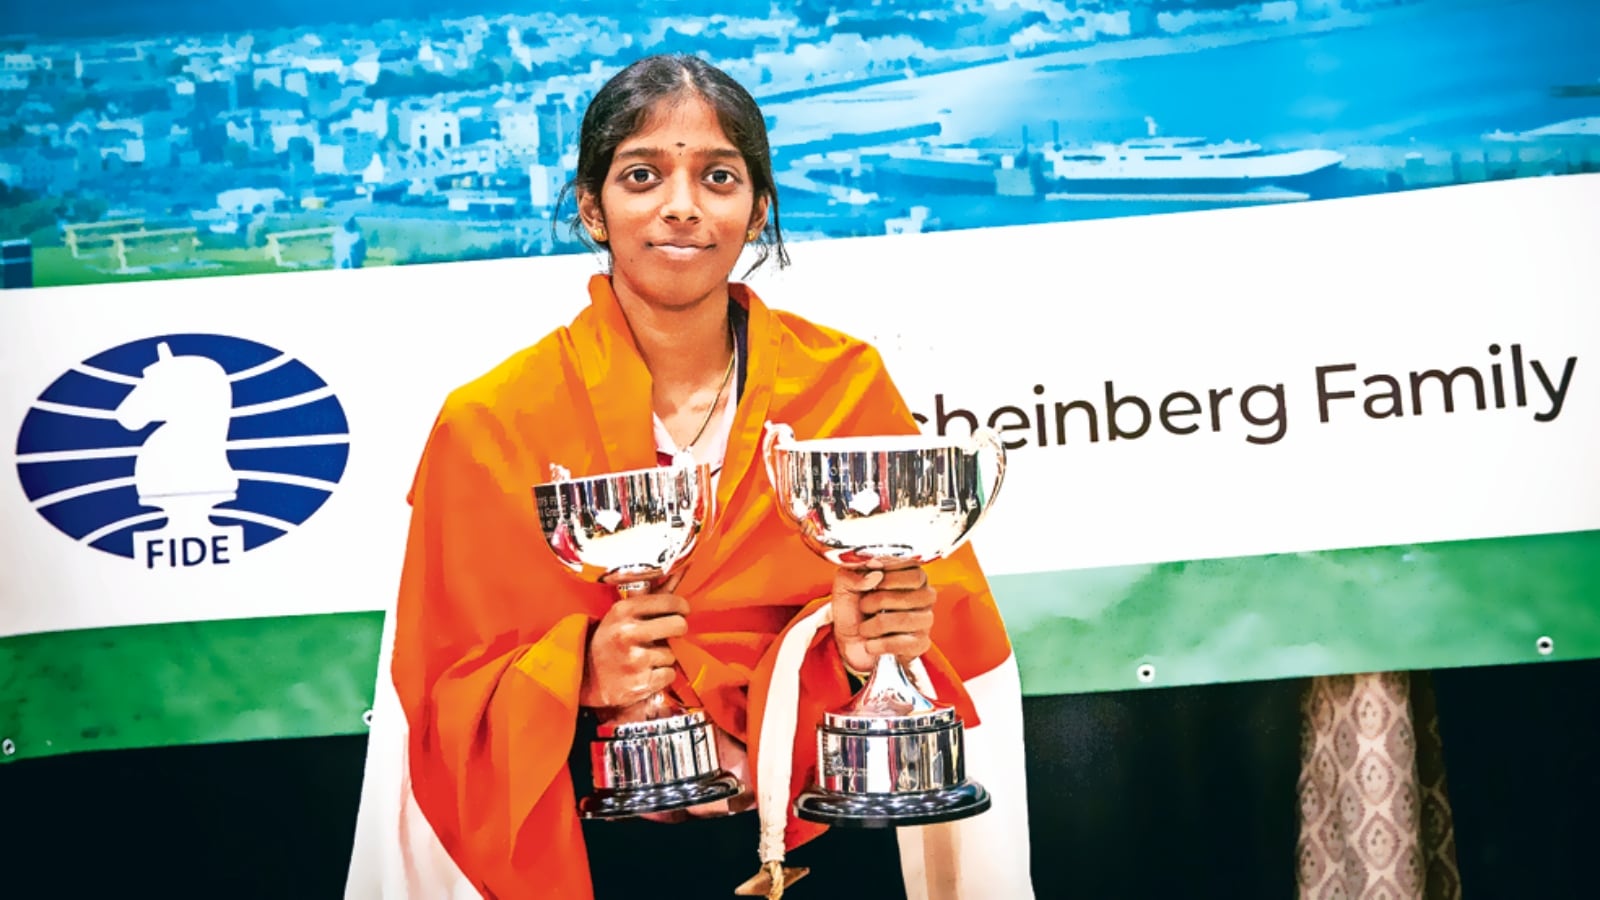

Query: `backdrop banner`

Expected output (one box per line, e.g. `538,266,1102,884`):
3,171,1597,762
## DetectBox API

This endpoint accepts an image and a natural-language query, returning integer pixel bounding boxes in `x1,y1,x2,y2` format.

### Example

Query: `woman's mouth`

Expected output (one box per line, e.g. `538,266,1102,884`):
650,242,711,261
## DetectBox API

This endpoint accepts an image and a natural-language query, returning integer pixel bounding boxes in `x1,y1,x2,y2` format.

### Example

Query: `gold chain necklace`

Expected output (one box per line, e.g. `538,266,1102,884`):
684,333,737,452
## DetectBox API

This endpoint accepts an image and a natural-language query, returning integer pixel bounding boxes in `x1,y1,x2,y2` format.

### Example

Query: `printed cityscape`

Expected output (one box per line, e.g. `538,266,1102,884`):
0,0,1596,286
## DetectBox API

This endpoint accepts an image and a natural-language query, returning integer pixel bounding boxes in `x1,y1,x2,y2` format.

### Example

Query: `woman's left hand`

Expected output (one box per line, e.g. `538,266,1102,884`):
830,563,937,675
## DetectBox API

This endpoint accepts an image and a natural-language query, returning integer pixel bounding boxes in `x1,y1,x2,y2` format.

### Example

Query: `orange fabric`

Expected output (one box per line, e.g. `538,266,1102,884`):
391,274,1014,900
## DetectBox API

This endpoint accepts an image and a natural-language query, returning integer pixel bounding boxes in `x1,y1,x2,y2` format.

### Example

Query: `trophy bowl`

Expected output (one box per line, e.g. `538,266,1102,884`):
761,422,1007,828
532,459,742,820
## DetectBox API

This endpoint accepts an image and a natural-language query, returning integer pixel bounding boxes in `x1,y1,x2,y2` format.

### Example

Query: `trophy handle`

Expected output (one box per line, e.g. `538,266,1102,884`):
966,426,1008,532
760,421,795,497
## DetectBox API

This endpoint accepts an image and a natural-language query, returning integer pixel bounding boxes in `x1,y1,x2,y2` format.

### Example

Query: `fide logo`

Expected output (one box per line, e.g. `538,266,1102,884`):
15,334,350,567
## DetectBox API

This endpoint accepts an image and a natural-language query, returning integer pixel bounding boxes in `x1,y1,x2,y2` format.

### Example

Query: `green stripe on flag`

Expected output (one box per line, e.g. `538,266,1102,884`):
3,531,1598,763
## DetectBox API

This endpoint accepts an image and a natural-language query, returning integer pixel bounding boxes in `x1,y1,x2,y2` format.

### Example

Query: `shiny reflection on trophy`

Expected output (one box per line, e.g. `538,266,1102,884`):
760,422,1007,828
532,458,742,819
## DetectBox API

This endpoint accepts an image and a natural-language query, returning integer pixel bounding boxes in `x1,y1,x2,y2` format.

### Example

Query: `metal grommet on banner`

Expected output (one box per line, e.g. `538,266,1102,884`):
362,709,374,727
1536,636,1555,656
1136,663,1156,684
2,738,15,757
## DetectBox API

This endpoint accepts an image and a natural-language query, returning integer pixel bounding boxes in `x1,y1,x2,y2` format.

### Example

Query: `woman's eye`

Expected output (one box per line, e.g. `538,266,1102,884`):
624,168,655,184
708,170,738,185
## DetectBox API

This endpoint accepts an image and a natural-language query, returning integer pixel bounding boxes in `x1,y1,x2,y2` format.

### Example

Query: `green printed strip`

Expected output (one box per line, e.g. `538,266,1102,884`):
3,530,1598,763
0,612,385,763
1001,530,1600,695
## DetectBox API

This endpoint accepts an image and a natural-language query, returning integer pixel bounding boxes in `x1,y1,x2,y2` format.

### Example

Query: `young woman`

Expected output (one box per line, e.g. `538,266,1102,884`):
389,55,1032,900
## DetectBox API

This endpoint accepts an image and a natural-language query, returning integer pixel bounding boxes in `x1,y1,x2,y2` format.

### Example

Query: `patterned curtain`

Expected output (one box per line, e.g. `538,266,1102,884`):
1297,672,1463,899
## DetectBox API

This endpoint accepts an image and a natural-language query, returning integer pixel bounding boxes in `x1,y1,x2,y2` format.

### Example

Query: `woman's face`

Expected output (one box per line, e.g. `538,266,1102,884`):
580,93,769,312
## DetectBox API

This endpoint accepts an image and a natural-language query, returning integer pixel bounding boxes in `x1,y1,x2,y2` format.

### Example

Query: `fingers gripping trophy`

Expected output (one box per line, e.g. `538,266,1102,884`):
761,422,1007,828
532,457,742,819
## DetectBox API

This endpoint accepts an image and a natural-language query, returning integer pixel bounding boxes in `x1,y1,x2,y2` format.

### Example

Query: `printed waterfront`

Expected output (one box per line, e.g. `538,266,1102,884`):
763,0,1599,231
1,0,1595,285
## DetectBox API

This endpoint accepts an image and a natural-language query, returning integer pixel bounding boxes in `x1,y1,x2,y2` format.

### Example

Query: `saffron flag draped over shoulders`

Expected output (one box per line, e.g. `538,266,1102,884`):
382,275,1030,900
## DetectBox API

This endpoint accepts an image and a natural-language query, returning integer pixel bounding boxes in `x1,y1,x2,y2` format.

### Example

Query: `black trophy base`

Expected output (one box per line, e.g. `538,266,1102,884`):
795,781,992,828
579,771,742,821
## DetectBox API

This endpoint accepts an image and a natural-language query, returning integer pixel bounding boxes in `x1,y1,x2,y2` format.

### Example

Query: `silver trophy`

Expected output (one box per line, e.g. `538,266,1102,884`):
760,422,1007,828
532,459,742,819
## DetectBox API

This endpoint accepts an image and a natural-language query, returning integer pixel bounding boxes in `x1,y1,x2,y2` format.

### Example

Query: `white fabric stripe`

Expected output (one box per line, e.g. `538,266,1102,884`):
344,595,476,900
755,601,835,866
897,651,1036,900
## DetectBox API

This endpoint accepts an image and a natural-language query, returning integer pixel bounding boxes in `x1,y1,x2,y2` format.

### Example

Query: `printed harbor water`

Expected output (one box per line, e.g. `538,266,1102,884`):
764,0,1599,154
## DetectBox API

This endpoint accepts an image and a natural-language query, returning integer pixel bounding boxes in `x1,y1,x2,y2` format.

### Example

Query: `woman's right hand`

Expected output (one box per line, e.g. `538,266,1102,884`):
580,577,689,713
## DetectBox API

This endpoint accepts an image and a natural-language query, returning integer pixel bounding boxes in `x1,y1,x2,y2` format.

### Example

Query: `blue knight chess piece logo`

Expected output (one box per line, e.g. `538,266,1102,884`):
15,334,350,566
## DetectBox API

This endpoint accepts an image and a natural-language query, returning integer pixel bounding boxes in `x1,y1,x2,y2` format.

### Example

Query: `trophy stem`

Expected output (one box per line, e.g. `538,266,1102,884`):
868,652,918,696
623,689,684,722
646,690,672,717
845,652,940,718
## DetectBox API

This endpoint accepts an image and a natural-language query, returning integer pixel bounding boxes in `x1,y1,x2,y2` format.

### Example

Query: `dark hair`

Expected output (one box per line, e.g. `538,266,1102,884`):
556,54,789,276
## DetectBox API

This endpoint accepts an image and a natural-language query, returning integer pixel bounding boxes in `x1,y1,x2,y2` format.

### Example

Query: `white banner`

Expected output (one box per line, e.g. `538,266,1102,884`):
3,174,1597,638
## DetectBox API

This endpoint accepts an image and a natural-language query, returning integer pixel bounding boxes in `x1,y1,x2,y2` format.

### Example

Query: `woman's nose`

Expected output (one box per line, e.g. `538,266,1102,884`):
659,173,700,222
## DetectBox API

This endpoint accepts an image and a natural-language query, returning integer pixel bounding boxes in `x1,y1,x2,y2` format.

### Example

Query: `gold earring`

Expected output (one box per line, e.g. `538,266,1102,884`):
746,228,759,243
590,227,607,243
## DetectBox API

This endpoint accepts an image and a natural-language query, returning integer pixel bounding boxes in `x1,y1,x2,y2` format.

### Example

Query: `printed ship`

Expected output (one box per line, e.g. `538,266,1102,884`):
1041,119,1345,195
788,119,1347,200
